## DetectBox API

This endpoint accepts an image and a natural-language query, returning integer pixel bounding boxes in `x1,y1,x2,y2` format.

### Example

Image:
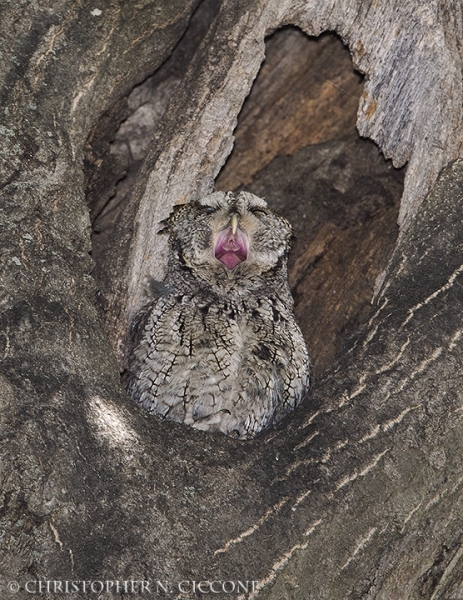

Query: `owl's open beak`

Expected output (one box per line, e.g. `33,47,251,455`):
230,213,238,235
214,214,248,270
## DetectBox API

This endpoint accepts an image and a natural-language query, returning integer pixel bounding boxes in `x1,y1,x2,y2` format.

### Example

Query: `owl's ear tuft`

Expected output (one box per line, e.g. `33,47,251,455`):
157,219,170,234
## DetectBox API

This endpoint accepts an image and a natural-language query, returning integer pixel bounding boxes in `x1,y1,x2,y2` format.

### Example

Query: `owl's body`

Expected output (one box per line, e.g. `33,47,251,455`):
127,191,309,439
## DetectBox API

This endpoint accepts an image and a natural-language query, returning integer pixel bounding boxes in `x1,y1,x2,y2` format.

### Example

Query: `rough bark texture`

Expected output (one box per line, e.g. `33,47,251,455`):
90,23,404,377
1,1,463,599
213,28,405,377
108,0,463,339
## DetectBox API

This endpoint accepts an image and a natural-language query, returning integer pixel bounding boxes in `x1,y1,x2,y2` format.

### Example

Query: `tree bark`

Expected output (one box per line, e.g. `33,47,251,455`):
1,1,463,599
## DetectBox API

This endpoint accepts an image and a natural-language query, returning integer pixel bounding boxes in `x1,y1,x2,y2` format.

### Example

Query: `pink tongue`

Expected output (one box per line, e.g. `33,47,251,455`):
214,226,248,270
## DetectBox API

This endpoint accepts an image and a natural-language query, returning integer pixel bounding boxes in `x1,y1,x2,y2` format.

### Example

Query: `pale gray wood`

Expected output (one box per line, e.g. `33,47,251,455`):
1,1,463,599
118,0,463,335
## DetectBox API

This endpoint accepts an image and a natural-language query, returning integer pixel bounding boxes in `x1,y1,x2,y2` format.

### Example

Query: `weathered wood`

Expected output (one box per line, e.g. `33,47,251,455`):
257,159,463,599
215,28,363,191
1,1,463,599
113,0,463,340
91,25,404,377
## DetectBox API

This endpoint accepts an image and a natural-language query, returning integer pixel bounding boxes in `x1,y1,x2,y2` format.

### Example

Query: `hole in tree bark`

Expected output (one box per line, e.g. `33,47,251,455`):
215,27,405,379
84,0,222,305
84,13,404,380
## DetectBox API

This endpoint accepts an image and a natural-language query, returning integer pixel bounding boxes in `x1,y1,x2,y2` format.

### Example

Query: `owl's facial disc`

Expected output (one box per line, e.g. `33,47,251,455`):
214,215,248,270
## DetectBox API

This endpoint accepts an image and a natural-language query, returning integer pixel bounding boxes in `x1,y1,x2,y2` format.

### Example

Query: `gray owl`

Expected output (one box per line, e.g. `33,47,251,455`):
126,191,309,439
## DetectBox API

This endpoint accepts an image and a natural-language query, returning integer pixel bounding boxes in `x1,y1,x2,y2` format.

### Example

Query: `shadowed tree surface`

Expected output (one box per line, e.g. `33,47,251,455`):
1,1,463,599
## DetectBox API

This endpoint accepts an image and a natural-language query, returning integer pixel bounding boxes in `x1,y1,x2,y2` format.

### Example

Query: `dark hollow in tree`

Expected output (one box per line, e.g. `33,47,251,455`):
1,1,463,599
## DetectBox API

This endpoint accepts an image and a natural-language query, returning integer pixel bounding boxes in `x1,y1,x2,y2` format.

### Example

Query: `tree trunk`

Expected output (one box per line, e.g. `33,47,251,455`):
1,1,463,599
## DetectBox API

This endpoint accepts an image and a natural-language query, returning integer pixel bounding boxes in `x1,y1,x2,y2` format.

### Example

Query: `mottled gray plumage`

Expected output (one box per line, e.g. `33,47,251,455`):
126,191,309,439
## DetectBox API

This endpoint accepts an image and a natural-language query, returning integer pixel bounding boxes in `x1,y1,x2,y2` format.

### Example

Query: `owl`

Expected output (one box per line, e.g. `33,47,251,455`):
126,191,310,439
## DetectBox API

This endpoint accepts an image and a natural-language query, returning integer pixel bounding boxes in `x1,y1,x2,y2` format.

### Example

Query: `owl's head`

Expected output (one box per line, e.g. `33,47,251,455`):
160,191,293,292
